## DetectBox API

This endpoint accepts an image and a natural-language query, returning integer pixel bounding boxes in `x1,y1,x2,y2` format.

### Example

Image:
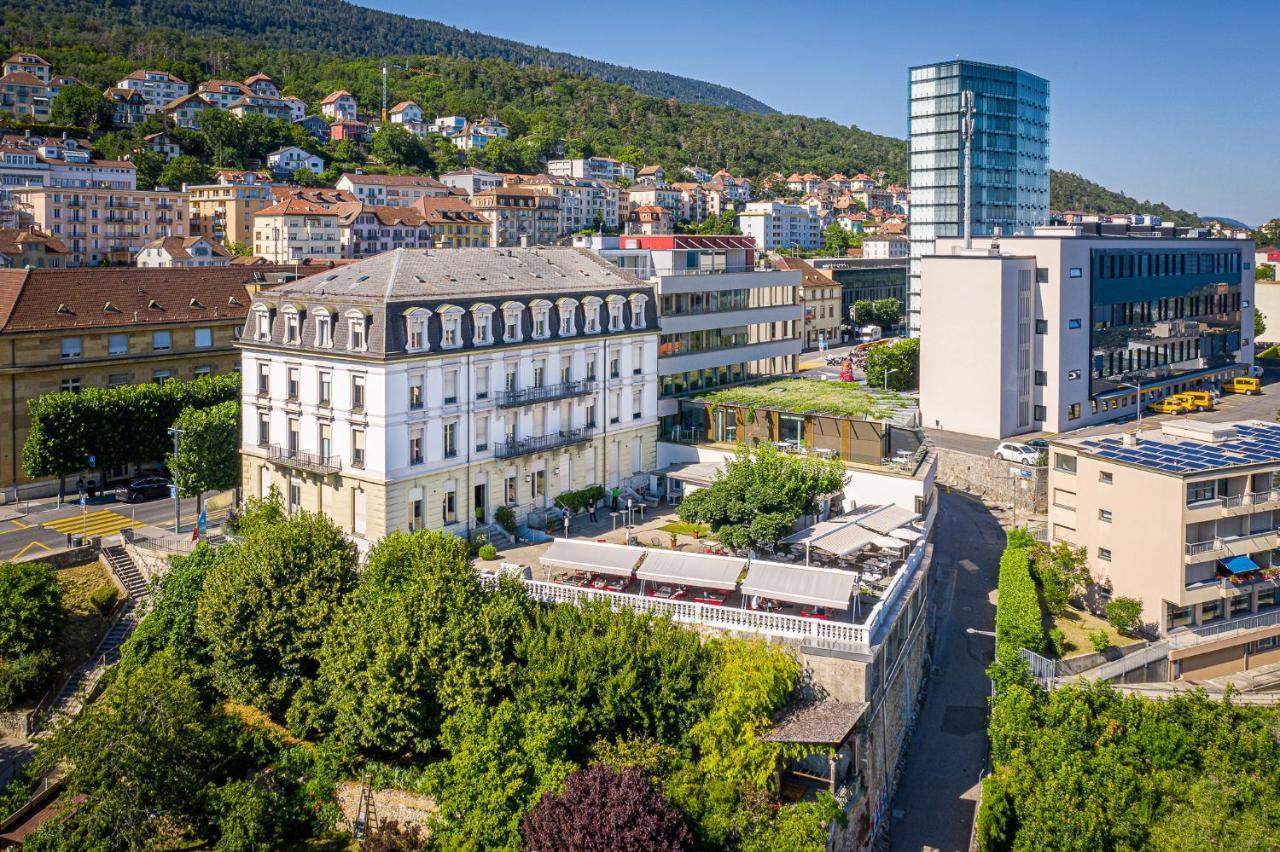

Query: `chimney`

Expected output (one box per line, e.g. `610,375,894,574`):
519,235,530,248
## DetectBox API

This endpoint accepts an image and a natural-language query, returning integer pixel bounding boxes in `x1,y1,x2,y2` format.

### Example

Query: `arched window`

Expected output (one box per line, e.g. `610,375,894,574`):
251,303,273,341
404,307,431,352
529,299,552,340
501,301,525,343
606,295,626,332
471,303,496,345
438,304,464,349
346,309,369,352
311,307,333,348
628,293,648,330
581,296,603,334
281,304,302,344
556,297,579,337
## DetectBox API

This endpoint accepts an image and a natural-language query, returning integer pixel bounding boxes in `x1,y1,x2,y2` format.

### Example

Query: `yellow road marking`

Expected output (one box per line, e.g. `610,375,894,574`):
0,520,33,536
42,509,137,537
12,541,51,559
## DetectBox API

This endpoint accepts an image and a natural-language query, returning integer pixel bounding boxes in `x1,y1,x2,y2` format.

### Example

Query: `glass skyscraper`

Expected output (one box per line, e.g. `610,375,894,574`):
907,60,1050,336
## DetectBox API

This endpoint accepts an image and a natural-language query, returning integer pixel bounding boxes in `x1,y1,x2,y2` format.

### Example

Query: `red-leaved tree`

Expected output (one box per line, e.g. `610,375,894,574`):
520,764,693,852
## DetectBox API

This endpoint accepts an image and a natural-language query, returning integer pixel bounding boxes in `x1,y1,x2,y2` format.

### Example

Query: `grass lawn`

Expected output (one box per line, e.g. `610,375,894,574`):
1049,605,1130,658
658,521,713,538
53,561,119,672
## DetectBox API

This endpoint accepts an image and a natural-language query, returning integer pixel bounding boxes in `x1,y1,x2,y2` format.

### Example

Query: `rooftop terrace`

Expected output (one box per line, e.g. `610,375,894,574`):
694,378,919,426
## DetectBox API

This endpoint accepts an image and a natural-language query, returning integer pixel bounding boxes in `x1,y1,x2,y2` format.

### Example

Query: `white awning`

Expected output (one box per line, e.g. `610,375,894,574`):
661,461,724,486
856,504,922,535
636,550,745,591
740,561,857,610
540,539,645,577
781,521,846,545
889,528,922,543
872,535,907,550
809,523,880,557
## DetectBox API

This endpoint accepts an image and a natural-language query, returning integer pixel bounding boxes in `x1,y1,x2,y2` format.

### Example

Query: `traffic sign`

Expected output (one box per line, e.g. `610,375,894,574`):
79,494,86,507
87,454,96,468
169,484,179,499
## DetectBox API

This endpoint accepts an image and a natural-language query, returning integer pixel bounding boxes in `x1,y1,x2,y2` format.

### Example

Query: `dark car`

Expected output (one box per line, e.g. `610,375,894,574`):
1025,438,1050,451
118,476,171,503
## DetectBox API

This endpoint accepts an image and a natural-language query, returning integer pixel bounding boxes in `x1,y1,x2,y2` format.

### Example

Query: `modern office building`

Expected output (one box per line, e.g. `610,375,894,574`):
809,258,908,329
238,247,659,548
907,60,1050,336
574,234,802,427
919,226,1254,438
1049,419,1280,643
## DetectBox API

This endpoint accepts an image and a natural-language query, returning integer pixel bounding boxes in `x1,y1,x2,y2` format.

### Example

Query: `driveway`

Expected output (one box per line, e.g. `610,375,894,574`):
889,490,1003,852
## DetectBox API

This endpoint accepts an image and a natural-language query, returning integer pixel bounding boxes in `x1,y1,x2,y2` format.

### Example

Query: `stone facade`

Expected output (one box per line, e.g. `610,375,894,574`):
933,446,1047,514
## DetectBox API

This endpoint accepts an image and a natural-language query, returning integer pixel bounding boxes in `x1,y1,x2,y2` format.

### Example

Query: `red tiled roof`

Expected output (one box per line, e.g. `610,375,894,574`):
389,100,419,113
0,227,67,257
140,236,231,259
256,197,339,217
125,69,185,83
4,52,49,66
269,187,359,206
0,71,47,86
320,89,354,104
340,172,446,188
409,196,489,225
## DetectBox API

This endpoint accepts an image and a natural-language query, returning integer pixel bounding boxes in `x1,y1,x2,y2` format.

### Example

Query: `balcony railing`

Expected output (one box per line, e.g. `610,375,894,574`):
1185,539,1222,556
268,443,341,474
495,379,596,407
493,427,593,459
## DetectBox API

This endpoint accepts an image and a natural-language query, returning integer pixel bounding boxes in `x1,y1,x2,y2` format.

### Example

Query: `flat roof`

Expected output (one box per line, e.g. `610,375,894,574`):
1054,419,1280,476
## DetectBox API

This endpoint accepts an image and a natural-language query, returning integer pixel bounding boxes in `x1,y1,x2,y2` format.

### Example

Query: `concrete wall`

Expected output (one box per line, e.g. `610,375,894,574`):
1256,281,1280,346
933,447,1046,514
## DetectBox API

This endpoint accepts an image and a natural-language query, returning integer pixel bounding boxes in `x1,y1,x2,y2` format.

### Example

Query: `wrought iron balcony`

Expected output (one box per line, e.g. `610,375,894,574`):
268,443,341,474
495,379,596,408
493,428,593,459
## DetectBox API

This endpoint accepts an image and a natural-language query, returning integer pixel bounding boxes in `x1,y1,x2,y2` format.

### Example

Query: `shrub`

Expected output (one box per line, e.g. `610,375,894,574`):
994,536,1045,661
493,505,517,535
553,484,606,513
1088,630,1112,653
1047,627,1068,657
520,764,693,851
89,584,119,615
1105,597,1144,635
478,544,498,561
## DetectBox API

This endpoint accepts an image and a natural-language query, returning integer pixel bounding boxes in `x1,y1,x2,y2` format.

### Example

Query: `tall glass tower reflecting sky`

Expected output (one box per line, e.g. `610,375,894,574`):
907,60,1050,336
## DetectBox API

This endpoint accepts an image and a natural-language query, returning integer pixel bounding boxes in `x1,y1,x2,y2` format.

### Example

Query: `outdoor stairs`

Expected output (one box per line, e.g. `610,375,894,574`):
477,523,513,549
37,601,139,734
101,544,148,601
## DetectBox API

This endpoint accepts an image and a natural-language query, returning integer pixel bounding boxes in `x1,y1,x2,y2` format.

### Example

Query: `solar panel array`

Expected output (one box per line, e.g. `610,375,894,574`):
1081,422,1280,474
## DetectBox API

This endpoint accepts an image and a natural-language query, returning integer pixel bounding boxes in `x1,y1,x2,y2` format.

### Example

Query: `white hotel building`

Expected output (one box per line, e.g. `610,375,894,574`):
238,247,658,547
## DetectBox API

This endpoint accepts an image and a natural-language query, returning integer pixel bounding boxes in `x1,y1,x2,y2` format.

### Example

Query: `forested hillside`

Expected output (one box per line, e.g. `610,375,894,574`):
0,0,776,113
2,9,1200,223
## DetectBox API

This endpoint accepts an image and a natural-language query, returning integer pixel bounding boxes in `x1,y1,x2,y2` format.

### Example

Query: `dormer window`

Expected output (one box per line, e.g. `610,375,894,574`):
557,298,578,336
254,307,271,341
314,310,332,347
347,311,368,351
530,300,552,340
582,297,602,334
283,307,300,344
439,305,463,349
471,304,495,345
405,308,430,352
502,302,524,343
628,294,648,330
607,296,626,332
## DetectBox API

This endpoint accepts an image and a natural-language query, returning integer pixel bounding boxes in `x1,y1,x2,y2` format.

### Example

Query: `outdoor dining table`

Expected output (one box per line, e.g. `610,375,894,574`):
650,585,687,600
694,591,726,606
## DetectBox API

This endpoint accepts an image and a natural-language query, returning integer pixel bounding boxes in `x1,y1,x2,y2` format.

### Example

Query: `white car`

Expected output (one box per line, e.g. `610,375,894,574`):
994,442,1042,466
1248,364,1265,378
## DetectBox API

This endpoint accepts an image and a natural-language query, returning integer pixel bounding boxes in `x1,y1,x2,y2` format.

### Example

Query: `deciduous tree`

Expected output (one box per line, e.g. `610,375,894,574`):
864,337,919,391
167,399,240,517
50,84,113,132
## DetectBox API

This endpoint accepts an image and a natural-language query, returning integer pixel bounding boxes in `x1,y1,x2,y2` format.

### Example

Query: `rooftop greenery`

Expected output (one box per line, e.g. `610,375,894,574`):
694,378,916,421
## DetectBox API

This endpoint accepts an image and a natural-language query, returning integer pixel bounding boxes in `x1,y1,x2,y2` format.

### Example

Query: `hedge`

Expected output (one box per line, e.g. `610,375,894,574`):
994,532,1045,661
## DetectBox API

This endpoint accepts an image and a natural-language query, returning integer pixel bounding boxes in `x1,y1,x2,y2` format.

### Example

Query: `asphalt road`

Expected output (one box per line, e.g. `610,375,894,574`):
0,491,226,562
889,489,1003,852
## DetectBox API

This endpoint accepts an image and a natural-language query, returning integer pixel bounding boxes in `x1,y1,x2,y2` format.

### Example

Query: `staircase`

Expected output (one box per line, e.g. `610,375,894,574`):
476,523,513,549
101,544,148,601
37,602,139,733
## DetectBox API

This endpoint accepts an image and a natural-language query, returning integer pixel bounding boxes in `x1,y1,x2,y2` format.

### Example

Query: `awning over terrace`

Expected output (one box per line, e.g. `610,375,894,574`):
1222,555,1260,575
636,550,744,591
855,504,922,535
808,523,880,557
740,561,858,610
540,539,645,577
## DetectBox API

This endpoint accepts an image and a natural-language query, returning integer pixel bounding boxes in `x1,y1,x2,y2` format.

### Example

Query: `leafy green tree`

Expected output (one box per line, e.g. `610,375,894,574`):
1256,265,1276,282
157,154,213,189
196,510,358,715
739,794,844,852
50,83,113,132
1028,541,1090,617
129,149,166,190
821,223,856,257
0,561,63,709
1256,308,1268,337
677,444,846,550
293,166,324,187
200,108,242,167
864,337,919,391
167,400,240,518
372,122,428,169
870,297,902,329
290,529,530,755
121,541,221,686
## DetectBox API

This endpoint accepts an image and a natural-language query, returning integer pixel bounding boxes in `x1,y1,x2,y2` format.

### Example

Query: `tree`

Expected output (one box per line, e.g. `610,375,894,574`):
1029,541,1089,617
1256,265,1276,282
864,337,919,391
157,154,213,189
820,224,856,257
289,529,530,755
167,400,240,518
739,795,844,852
520,763,694,852
195,510,358,715
1104,597,1144,635
372,122,428,169
293,166,324,187
50,84,113,133
677,444,846,551
200,109,242,167
869,297,902,329
1257,308,1268,338
120,542,220,686
0,561,63,709
130,149,166,191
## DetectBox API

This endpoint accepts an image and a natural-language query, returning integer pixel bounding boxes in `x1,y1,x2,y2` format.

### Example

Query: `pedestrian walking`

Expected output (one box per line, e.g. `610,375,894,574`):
562,506,571,535
589,499,598,522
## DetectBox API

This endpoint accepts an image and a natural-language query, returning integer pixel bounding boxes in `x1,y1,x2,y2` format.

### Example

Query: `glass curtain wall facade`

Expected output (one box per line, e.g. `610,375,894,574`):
907,60,1050,336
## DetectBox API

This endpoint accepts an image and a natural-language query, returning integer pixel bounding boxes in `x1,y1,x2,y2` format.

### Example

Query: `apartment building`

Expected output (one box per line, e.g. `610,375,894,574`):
0,136,137,228
115,70,188,111
546,157,635,184
471,187,561,247
267,146,324,177
907,60,1050,336
575,234,802,423
104,87,147,127
238,247,659,548
863,235,910,259
335,173,450,207
919,226,1254,438
135,235,230,268
196,80,253,110
0,264,313,493
251,197,341,263
320,90,358,121
186,179,277,247
737,201,823,251
0,227,67,268
439,167,502,196
228,95,292,122
161,93,214,128
1048,419,1280,642
626,182,682,220
0,71,51,122
773,256,844,349
2,53,50,82
336,204,433,258
410,196,491,247
15,186,188,266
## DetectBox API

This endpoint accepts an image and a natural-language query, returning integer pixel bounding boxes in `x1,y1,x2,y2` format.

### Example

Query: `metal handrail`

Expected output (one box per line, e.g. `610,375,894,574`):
493,428,594,459
268,443,341,473
495,379,596,407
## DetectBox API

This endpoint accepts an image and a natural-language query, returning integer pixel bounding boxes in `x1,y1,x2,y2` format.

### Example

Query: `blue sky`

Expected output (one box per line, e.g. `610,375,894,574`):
363,1,1275,225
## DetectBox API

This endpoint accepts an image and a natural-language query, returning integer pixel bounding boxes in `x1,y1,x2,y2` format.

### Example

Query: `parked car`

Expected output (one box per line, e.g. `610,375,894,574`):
994,442,1041,466
1025,438,1050,452
117,476,171,503
1174,390,1214,412
1147,396,1192,415
1248,364,1265,378
1223,376,1262,395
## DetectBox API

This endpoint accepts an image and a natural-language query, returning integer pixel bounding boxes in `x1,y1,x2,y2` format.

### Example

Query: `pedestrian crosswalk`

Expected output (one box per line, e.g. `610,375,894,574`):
42,509,138,538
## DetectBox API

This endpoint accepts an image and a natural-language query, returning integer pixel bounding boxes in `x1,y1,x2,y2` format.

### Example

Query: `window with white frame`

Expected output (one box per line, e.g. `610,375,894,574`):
502,303,524,343
347,311,367,351
60,337,81,359
254,307,271,340
475,365,489,399
628,293,648,329
283,307,300,344
408,372,424,409
582,297,602,334
530,300,551,339
441,310,462,349
152,330,172,351
444,369,458,404
471,304,494,345
557,298,578,336
405,308,430,352
194,327,213,349
314,311,332,347
475,415,489,451
443,421,457,458
606,296,625,331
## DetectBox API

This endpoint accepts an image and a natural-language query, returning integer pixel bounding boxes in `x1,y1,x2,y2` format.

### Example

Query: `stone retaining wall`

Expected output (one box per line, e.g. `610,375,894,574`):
0,710,33,738
335,782,437,836
933,447,1047,514
15,543,99,568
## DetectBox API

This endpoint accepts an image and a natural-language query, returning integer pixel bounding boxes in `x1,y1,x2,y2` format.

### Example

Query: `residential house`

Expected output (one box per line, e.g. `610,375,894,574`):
14,186,188,266
439,167,502,196
282,96,307,122
682,166,712,183
267,146,325,177
196,80,253,110
637,165,665,183
139,132,182,160
708,170,750,203
448,116,509,151
293,115,330,143
243,73,281,99
428,115,467,136
187,179,277,247
48,76,83,98
471,187,561,247
252,196,342,263
228,95,292,122
336,172,449,207
237,246,659,544
103,87,147,127
335,204,434,258
2,53,50,83
161,93,214,129
628,205,672,236
320,90,358,121
135,235,231,267
389,101,424,125
0,72,51,121
329,120,369,143
115,70,188,112
0,227,67,268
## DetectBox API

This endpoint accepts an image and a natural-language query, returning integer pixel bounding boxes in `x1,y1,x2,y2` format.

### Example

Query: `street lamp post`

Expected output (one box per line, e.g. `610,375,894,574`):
1121,381,1143,439
884,367,899,391
166,426,183,532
